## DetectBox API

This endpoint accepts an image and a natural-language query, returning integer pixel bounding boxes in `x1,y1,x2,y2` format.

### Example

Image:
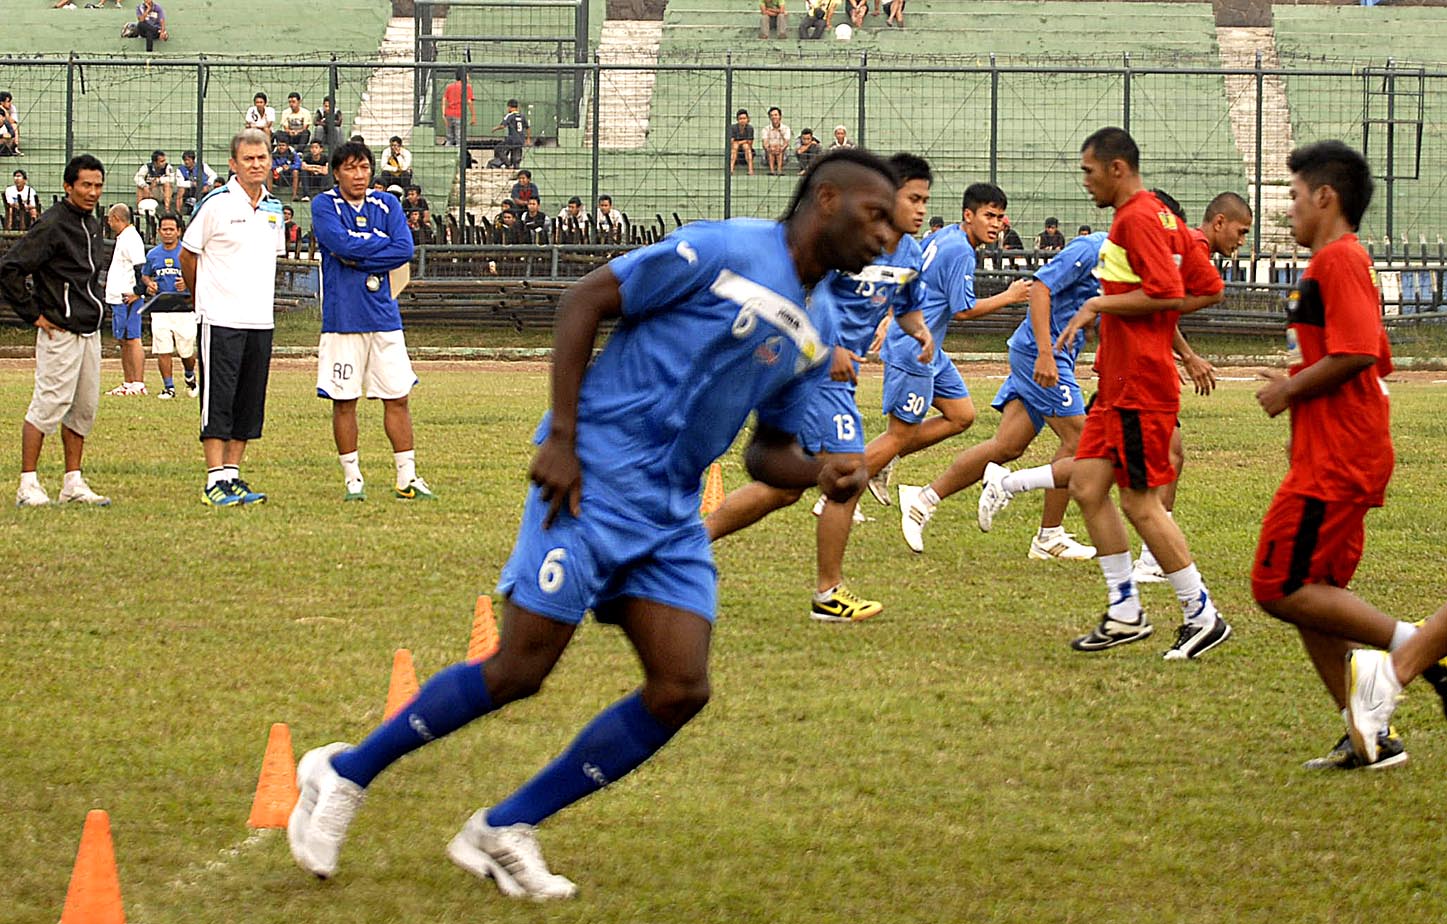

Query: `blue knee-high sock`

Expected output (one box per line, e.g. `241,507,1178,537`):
331,660,494,788
486,691,677,828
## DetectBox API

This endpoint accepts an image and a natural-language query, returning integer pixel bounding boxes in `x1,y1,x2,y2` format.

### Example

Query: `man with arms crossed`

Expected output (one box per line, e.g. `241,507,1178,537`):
143,213,196,399
286,150,897,899
2,155,112,507
182,130,285,507
311,141,432,501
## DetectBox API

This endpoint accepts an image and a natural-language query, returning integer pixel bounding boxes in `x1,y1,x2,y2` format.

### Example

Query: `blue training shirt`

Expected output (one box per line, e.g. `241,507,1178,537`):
143,242,184,294
823,232,924,358
1005,231,1108,362
881,223,976,371
311,189,416,333
533,219,836,524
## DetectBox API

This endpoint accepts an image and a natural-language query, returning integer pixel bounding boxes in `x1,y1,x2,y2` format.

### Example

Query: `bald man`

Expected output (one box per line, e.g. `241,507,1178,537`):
104,203,149,396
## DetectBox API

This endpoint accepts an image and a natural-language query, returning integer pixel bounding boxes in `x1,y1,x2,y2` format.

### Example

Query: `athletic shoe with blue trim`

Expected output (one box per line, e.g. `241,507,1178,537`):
203,481,243,507
233,478,267,505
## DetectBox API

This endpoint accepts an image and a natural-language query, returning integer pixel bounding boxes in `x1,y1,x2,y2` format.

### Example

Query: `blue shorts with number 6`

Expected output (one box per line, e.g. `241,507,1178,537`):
497,483,718,625
882,355,969,424
800,380,865,454
991,346,1085,433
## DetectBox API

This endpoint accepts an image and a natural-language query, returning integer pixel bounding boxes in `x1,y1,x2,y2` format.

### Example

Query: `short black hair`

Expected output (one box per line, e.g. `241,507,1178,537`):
928,216,945,228
598,194,612,204
507,98,519,108
517,169,531,179
1287,140,1374,230
568,196,582,206
1081,126,1139,171
283,205,294,216
888,152,932,187
288,92,300,101
768,106,782,116
736,109,748,118
182,150,196,160
323,95,335,106
330,140,374,173
0,92,11,103
1149,188,1187,222
389,135,402,145
782,146,897,220
405,184,421,193
64,153,105,185
254,91,268,103
962,182,1007,213
157,212,183,230
1203,191,1252,224
1045,216,1059,227
1078,224,1092,234
801,128,814,137
11,168,25,180
152,149,166,163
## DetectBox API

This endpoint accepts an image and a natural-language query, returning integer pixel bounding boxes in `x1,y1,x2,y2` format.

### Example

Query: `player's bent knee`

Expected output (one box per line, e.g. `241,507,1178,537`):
645,676,711,729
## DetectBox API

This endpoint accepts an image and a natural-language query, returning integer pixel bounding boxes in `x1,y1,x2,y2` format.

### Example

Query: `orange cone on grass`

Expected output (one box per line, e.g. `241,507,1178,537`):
247,722,299,829
59,809,125,924
468,595,500,663
384,648,420,720
700,462,724,516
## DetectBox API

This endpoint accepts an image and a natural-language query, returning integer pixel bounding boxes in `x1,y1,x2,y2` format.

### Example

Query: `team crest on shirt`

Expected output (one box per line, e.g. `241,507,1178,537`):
754,335,784,366
1157,211,1178,230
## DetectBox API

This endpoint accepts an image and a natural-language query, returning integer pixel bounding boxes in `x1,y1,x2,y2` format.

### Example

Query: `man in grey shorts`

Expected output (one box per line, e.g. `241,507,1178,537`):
0,153,112,508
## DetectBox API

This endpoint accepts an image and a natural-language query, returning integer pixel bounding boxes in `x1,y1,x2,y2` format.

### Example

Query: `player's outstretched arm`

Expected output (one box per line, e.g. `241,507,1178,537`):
745,423,867,502
958,277,1030,321
531,266,624,525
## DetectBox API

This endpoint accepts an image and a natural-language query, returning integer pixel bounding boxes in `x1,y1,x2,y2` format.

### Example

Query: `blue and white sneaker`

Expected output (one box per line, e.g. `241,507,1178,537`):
203,481,243,507
233,478,267,505
1163,592,1232,660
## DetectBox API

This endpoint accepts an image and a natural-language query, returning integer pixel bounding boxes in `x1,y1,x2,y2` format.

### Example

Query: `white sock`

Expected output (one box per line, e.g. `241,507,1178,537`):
1389,621,1418,652
1098,552,1140,621
63,469,84,490
222,465,239,483
206,467,226,488
919,485,940,508
1166,564,1210,623
19,471,40,490
1002,464,1055,494
339,451,362,486
394,450,416,489
814,584,839,603
1037,524,1064,539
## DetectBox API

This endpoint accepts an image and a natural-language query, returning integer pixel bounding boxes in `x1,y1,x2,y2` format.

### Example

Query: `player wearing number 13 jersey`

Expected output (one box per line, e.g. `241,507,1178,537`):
287,150,898,899
705,152,935,623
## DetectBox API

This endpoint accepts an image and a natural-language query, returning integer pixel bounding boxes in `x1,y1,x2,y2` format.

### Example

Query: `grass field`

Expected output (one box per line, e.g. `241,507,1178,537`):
6,362,1447,923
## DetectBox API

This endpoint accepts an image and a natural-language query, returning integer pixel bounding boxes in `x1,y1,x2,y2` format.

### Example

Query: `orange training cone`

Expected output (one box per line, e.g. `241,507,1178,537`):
60,809,125,924
468,595,500,663
247,723,299,829
700,462,724,516
384,648,420,720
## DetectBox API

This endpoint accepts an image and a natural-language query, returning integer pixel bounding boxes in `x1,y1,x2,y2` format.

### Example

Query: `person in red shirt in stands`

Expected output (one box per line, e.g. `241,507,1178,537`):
1051,126,1231,660
1253,140,1442,770
442,69,477,148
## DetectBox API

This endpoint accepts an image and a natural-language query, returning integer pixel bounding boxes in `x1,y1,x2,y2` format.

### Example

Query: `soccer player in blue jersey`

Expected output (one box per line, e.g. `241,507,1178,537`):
142,213,198,399
870,183,1029,534
311,141,431,501
287,148,898,899
706,152,936,622
898,231,1108,557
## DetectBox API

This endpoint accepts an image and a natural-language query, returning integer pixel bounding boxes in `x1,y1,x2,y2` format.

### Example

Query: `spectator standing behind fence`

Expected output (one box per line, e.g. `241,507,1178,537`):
142,213,196,399
314,96,344,151
177,150,217,213
135,150,177,212
829,125,854,149
104,204,149,397
276,93,312,148
728,109,755,175
5,170,39,230
595,194,622,241
759,0,787,38
246,92,275,140
381,137,413,187
133,0,168,42
441,70,476,148
795,129,821,174
2,154,111,508
0,92,20,157
1035,216,1065,251
762,107,791,176
181,129,285,508
495,100,530,169
300,141,332,199
310,141,431,502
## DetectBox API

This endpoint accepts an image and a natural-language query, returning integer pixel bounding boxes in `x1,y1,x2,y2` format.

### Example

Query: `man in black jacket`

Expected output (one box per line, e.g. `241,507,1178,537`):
0,154,112,507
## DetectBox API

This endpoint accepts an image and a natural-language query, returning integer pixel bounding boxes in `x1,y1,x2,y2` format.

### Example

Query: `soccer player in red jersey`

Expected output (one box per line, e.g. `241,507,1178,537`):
1252,140,1435,769
1051,127,1231,659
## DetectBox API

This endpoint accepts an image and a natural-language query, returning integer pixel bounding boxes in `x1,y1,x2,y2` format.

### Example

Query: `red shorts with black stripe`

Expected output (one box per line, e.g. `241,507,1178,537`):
1075,404,1177,490
1250,489,1369,603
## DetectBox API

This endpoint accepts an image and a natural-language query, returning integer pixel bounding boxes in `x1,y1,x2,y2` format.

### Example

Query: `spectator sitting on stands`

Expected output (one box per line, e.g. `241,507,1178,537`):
847,0,866,27
5,169,39,231
495,198,516,226
299,140,331,199
134,149,176,211
272,140,302,198
1035,216,1065,250
1077,223,1092,236
1000,214,1023,250
595,194,622,241
132,0,168,43
799,0,838,39
380,136,413,187
881,0,905,28
314,96,343,151
829,124,854,149
176,150,217,212
761,107,791,176
246,92,275,139
759,0,787,39
403,185,431,228
276,92,312,148
282,204,301,256
556,196,590,235
794,128,820,174
728,109,754,176
494,99,530,169
496,208,521,244
441,69,477,148
509,169,539,211
0,92,20,157
520,198,549,241
406,207,433,246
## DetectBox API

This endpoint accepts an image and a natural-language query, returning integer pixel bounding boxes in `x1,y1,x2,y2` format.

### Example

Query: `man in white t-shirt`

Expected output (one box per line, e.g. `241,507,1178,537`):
245,92,276,140
103,204,149,397
180,129,285,507
4,169,39,231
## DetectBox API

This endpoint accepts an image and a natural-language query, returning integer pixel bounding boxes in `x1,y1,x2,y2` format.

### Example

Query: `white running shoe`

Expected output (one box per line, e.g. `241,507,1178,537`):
447,809,579,901
810,495,868,524
288,742,365,879
1028,531,1096,560
186,380,199,398
977,462,1014,532
128,382,148,396
105,382,131,397
1347,649,1403,764
57,480,111,507
1132,550,1167,584
898,484,933,554
867,457,896,506
15,479,50,508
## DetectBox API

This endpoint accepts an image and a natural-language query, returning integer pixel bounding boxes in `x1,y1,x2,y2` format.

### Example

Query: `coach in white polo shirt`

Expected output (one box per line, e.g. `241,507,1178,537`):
180,129,285,507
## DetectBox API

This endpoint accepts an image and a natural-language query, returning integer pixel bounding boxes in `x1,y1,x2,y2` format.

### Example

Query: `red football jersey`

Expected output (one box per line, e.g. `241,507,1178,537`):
1281,233,1394,506
1092,190,1187,412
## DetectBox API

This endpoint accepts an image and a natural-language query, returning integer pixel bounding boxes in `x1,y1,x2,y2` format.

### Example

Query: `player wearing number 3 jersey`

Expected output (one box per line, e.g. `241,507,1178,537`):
287,149,899,900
